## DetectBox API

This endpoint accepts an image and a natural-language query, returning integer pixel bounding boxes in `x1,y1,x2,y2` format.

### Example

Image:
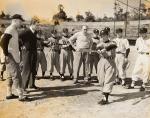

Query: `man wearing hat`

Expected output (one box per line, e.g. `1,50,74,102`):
47,29,61,80
69,25,93,84
0,24,6,81
89,29,100,78
104,27,110,34
128,28,150,91
36,30,48,78
0,14,28,101
97,29,117,105
19,18,39,91
113,28,130,86
59,28,74,81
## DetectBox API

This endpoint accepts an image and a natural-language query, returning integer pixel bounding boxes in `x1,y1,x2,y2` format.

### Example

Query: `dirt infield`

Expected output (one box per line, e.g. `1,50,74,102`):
0,46,150,118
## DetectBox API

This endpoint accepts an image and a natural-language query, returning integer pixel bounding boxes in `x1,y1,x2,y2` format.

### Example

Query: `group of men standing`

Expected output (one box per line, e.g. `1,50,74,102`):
0,13,150,105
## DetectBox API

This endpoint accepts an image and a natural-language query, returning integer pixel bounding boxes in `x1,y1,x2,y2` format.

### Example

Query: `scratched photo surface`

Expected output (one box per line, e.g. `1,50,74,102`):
0,0,150,118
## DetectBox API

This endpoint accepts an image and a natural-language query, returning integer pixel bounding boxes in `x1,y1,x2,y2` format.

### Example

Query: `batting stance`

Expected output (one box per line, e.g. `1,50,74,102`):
0,14,28,101
36,30,48,78
97,29,117,105
89,29,100,77
129,28,150,91
114,28,130,86
69,25,93,84
47,30,61,80
59,28,74,81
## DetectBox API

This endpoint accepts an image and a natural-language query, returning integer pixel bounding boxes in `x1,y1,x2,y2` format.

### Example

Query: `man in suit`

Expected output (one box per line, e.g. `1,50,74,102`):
19,19,39,91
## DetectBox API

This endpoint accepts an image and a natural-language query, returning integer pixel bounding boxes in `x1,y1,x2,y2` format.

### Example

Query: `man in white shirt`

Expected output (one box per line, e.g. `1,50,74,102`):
0,14,29,101
69,25,93,84
114,28,130,86
129,28,150,91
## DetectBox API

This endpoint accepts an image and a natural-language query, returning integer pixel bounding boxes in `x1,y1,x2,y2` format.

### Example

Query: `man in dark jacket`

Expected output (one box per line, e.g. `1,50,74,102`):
19,19,39,91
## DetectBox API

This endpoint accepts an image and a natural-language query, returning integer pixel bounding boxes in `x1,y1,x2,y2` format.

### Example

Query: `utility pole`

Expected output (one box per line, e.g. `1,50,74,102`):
138,0,141,37
114,0,117,36
125,0,128,37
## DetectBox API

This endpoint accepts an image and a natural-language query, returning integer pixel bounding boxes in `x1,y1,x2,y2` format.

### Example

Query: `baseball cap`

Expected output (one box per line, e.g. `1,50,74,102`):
51,29,57,34
100,30,109,36
93,29,99,34
0,24,5,28
11,14,25,21
116,28,123,33
63,28,68,33
139,28,147,34
104,27,110,32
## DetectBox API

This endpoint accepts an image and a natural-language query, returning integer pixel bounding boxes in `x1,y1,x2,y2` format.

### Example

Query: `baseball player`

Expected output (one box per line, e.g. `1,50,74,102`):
97,29,117,105
114,28,130,86
47,29,61,80
0,24,6,81
128,28,150,91
0,14,29,101
89,29,100,75
36,30,48,78
59,28,74,81
69,25,93,84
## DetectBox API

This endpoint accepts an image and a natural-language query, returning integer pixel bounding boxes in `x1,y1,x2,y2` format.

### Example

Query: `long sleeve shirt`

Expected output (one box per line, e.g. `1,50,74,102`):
0,25,20,63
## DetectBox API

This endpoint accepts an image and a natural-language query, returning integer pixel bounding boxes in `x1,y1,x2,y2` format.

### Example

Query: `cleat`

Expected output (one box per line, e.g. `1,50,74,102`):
6,94,19,100
140,86,145,91
98,99,109,105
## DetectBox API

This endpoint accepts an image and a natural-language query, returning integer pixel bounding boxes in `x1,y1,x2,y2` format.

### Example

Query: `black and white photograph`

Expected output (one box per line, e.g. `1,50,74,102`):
0,0,150,118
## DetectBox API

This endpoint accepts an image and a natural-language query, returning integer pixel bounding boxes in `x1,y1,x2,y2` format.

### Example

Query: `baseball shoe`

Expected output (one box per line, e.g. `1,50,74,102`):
125,84,134,89
6,94,19,100
98,99,109,105
29,85,40,90
60,75,65,81
70,74,73,80
50,74,55,80
140,86,145,91
23,90,29,94
73,79,80,84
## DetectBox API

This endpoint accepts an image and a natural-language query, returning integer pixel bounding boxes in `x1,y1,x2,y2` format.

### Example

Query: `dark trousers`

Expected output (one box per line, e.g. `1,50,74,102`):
21,49,37,89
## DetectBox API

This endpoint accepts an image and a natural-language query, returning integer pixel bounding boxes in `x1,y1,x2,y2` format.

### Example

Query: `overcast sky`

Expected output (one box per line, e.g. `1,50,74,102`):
0,0,148,20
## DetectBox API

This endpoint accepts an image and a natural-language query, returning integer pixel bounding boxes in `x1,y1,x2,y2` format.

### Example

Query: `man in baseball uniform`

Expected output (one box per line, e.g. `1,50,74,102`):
97,29,117,105
59,28,74,81
114,28,130,86
89,29,100,78
47,29,61,80
69,25,93,84
36,30,48,78
0,14,29,101
0,24,6,81
128,28,150,91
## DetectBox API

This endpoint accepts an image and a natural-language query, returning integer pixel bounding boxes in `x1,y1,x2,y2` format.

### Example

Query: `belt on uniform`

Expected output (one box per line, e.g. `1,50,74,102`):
37,49,43,51
104,56,114,60
116,52,125,54
139,52,149,55
50,49,60,52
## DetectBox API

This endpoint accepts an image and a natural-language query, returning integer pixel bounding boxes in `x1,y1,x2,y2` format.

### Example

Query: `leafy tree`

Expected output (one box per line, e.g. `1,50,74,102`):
0,11,5,18
52,4,67,22
76,14,84,21
85,11,95,22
